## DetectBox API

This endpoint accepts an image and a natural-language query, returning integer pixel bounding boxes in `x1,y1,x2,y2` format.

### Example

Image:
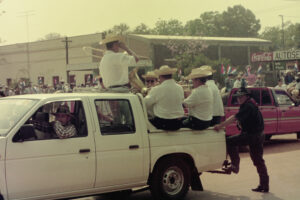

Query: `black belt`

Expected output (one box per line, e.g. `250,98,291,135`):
109,83,130,88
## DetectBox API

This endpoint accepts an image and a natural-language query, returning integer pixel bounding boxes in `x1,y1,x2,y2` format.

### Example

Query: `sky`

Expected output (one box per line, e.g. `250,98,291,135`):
0,0,300,45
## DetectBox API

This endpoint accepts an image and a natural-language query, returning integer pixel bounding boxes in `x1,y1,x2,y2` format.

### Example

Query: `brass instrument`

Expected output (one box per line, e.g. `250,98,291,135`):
129,67,148,96
82,46,104,59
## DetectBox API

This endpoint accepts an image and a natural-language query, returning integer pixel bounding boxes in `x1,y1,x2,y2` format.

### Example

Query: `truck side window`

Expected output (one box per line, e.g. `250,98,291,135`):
95,99,136,135
275,91,294,105
13,101,87,142
250,90,260,105
262,89,272,105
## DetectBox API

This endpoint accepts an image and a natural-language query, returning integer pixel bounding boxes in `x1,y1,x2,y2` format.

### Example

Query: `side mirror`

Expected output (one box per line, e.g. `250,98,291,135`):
13,124,37,142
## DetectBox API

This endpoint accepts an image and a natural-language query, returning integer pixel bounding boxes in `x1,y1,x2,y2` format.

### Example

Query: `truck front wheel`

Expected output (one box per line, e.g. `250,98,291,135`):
150,159,190,200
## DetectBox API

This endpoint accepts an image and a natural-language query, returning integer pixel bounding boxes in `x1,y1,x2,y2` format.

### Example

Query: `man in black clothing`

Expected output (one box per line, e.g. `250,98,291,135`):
214,87,269,193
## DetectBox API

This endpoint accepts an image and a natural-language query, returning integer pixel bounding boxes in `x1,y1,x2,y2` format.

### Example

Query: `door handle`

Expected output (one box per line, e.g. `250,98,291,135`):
79,149,90,153
129,145,139,149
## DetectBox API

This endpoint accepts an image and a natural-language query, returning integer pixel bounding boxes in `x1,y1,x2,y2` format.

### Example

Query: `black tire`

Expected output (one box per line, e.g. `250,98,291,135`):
150,159,190,200
297,132,300,140
265,134,272,141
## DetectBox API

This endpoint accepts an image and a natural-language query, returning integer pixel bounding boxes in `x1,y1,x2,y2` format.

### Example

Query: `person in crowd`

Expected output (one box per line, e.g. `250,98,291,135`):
99,34,139,92
214,87,269,193
284,70,295,85
142,71,158,90
52,104,77,139
275,79,287,90
233,73,243,88
254,74,264,87
225,73,235,92
200,65,224,126
144,65,184,130
295,72,300,92
182,68,213,130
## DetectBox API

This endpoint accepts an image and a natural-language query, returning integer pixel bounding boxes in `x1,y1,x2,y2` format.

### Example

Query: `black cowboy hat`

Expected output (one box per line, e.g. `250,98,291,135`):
233,87,251,97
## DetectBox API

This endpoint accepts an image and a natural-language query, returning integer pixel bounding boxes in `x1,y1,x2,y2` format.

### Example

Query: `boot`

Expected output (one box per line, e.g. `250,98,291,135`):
252,175,269,193
252,185,269,193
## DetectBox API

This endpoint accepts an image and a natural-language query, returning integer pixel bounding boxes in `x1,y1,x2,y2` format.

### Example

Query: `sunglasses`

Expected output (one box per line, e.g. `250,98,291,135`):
146,80,155,83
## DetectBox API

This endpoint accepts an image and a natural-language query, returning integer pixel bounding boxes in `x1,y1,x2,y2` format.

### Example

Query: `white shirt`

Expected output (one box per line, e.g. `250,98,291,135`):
99,50,136,88
206,80,224,117
275,84,287,90
144,79,184,119
233,79,241,88
183,84,213,121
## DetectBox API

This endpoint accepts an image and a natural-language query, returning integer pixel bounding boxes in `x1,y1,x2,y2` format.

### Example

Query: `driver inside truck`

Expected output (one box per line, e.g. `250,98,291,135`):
51,104,77,139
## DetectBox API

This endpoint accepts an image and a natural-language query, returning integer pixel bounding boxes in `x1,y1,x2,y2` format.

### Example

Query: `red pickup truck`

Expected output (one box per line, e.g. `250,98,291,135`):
224,87,300,140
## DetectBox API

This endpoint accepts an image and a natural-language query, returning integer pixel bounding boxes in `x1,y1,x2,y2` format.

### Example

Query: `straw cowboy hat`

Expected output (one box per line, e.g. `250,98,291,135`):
99,34,125,45
142,71,158,79
155,65,177,76
200,65,216,73
53,104,73,117
188,68,212,79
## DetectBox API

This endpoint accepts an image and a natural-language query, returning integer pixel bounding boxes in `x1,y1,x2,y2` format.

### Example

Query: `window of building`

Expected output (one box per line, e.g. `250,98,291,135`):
6,78,12,87
95,99,135,135
38,76,44,85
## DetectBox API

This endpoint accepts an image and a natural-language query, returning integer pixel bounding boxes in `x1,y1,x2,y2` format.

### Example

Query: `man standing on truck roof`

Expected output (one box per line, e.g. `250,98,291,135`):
214,87,269,193
182,68,213,130
144,65,184,130
200,65,224,126
99,34,139,92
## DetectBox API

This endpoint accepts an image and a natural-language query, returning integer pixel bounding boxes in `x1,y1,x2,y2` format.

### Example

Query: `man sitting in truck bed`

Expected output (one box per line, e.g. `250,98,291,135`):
182,68,213,130
144,65,184,130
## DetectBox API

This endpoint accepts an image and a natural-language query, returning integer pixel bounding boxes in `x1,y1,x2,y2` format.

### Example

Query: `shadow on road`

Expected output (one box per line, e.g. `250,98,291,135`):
263,136,300,155
190,190,251,200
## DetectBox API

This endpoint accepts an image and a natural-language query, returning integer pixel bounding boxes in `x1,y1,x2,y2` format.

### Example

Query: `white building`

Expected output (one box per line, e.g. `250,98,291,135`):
0,33,104,87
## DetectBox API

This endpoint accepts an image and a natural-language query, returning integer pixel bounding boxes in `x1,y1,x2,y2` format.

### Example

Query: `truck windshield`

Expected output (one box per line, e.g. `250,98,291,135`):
0,99,37,136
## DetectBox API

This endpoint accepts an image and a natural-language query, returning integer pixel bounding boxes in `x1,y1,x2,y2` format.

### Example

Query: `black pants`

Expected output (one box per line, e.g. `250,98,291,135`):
182,116,211,130
210,116,222,126
227,132,269,187
150,117,182,131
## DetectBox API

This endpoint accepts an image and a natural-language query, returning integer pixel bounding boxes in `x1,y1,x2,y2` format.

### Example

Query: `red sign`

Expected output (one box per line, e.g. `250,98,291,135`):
251,52,273,62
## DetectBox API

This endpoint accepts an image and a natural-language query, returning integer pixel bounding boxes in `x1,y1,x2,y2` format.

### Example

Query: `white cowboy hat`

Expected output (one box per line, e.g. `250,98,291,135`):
155,65,177,76
99,34,125,45
188,68,212,80
142,71,158,79
200,65,216,73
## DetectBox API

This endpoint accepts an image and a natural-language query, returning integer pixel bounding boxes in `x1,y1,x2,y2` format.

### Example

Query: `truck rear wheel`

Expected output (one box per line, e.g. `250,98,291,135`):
150,159,190,200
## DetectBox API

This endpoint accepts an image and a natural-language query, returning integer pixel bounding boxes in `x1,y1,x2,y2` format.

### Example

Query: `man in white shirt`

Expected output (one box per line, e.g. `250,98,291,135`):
200,65,224,126
99,35,139,92
182,68,213,130
144,65,184,130
275,79,287,90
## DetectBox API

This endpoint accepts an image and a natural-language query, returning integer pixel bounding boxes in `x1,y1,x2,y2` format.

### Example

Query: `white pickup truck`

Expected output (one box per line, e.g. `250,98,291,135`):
0,92,226,200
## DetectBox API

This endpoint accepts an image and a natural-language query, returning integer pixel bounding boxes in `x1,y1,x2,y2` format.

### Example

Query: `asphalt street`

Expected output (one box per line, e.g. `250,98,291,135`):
75,134,300,200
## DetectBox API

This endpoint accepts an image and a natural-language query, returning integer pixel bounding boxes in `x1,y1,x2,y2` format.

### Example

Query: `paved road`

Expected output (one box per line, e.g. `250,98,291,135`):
75,134,300,200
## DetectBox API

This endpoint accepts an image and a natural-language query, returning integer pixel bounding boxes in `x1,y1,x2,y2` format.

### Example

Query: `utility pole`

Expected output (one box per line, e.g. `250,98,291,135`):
18,10,35,81
62,37,72,83
279,15,284,49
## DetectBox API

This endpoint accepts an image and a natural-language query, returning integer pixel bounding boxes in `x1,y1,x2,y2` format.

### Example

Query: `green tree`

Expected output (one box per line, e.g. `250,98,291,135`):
37,32,62,41
260,26,281,50
220,5,261,37
111,23,131,35
184,5,260,37
132,23,152,34
260,22,299,50
153,19,184,35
